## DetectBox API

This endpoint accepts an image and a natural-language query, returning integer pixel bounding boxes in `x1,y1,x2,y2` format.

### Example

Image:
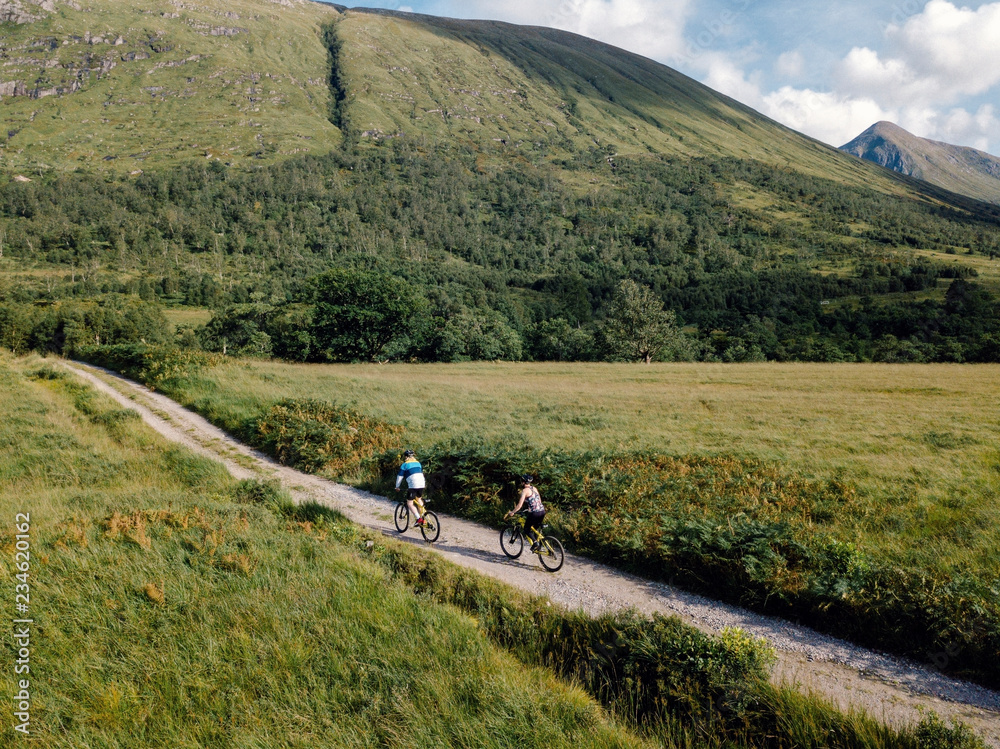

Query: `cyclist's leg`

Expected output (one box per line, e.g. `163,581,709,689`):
408,488,425,523
526,511,545,547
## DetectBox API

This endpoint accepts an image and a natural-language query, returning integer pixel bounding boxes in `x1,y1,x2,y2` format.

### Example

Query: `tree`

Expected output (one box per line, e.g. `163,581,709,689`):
601,280,687,363
435,308,523,361
199,298,278,358
308,268,422,362
527,317,595,361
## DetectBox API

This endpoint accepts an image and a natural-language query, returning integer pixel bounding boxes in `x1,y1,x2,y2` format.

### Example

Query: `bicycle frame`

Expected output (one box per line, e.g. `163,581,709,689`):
501,511,564,571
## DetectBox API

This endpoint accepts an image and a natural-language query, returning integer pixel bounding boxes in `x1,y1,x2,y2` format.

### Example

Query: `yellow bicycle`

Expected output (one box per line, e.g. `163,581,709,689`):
394,496,440,543
499,511,564,572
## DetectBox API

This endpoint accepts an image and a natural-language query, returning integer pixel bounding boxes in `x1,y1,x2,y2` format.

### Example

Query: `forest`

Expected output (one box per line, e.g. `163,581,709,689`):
2,136,1000,363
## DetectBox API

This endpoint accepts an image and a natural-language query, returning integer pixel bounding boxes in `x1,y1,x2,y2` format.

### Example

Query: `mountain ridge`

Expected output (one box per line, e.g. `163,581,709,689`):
0,0,928,202
332,8,896,186
841,121,1000,205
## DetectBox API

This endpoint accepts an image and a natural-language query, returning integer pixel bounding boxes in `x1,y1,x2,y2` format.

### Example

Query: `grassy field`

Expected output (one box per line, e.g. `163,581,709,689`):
166,359,1000,570
6,351,969,748
116,355,999,686
162,307,213,333
0,353,662,748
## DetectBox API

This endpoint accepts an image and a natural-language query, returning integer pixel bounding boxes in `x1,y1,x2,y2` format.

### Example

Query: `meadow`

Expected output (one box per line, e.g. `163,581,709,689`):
103,355,1000,686
5,351,979,747
0,353,652,748
160,359,1000,569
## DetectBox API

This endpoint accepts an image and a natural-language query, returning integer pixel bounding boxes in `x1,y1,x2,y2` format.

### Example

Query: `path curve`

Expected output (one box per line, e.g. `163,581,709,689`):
61,361,1000,745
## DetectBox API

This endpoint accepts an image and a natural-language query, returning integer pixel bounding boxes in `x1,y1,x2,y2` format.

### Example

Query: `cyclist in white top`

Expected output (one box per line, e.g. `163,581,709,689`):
395,449,427,525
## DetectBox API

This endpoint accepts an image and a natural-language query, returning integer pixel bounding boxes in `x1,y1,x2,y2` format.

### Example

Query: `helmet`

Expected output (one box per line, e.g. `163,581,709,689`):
403,449,415,458
520,474,534,484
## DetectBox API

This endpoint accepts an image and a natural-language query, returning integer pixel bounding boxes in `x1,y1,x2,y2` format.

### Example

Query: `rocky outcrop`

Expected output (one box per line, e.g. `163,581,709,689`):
0,0,41,23
0,0,57,24
0,81,29,97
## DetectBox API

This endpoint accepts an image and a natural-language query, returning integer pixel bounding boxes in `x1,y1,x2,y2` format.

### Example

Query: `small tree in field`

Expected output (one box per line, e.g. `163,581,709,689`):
309,268,422,362
602,279,686,363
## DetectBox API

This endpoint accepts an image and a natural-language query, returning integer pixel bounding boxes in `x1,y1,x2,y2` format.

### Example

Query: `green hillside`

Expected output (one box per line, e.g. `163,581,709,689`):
0,0,342,173
2,0,1000,365
334,9,896,188
0,0,944,194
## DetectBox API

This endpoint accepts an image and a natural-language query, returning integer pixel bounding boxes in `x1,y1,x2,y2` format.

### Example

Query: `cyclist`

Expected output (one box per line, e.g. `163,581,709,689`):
395,449,427,525
505,474,546,550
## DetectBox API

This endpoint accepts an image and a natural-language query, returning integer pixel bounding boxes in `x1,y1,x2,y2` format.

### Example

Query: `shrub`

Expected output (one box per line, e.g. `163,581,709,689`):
913,713,984,749
252,399,402,476
75,343,216,389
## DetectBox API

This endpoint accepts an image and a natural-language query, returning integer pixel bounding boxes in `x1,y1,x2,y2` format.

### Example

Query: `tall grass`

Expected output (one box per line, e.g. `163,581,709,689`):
0,354,653,748
148,357,1000,575
62,350,992,746
83,353,1000,686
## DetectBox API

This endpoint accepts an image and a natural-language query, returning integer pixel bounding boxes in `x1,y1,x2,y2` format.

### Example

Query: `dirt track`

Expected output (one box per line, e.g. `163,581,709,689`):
61,360,1000,745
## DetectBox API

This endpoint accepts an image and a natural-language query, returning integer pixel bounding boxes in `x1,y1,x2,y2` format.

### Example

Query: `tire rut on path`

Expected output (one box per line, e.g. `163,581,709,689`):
61,361,1000,746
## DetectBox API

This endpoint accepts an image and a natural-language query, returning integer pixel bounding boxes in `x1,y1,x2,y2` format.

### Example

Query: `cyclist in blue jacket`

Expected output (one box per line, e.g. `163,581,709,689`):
395,449,427,525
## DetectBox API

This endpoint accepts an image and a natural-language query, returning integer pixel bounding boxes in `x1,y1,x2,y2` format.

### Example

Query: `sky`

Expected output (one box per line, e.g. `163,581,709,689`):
337,0,1000,156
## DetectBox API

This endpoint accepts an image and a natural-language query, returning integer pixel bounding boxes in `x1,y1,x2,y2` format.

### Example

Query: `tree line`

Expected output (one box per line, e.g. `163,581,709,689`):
2,136,1000,362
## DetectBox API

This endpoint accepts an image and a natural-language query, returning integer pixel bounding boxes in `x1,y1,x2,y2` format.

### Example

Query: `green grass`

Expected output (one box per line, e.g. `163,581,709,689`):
3,352,985,748
162,357,1000,573
162,307,213,333
134,356,1000,683
0,0,341,174
0,353,655,748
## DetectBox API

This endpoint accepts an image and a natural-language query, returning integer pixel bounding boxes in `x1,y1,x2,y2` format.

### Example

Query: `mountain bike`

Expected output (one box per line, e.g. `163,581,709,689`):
499,511,564,572
393,495,440,543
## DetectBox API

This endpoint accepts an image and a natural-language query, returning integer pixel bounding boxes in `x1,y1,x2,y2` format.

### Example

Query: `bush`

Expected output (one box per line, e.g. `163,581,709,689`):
913,713,984,749
252,399,402,476
75,343,216,389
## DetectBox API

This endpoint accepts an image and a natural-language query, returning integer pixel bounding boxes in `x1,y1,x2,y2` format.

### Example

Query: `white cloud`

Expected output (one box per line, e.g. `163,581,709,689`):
837,1,1000,107
761,87,894,147
431,0,693,61
774,50,804,80
888,0,1000,96
702,54,764,107
901,104,1000,152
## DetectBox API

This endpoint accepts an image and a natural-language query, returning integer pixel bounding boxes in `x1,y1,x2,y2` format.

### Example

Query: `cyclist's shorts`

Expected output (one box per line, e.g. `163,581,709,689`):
407,488,424,500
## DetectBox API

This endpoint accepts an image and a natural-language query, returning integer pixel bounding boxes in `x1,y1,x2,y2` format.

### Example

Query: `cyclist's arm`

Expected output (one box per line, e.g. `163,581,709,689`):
506,488,528,517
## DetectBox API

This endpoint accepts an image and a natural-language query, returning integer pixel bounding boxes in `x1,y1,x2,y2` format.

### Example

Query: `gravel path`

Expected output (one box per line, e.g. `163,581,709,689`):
62,361,1000,745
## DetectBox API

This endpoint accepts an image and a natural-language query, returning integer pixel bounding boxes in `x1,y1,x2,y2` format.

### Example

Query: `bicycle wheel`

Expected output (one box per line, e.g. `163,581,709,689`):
537,535,564,572
393,502,409,533
499,526,523,558
419,511,441,543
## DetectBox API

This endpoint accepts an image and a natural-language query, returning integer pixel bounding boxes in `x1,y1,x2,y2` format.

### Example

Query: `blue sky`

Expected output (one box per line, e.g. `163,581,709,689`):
336,0,1000,156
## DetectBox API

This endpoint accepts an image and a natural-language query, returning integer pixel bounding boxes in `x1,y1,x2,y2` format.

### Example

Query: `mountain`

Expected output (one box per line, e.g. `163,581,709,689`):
841,121,1000,205
331,8,881,184
0,0,343,172
0,0,913,194
3,0,1000,366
